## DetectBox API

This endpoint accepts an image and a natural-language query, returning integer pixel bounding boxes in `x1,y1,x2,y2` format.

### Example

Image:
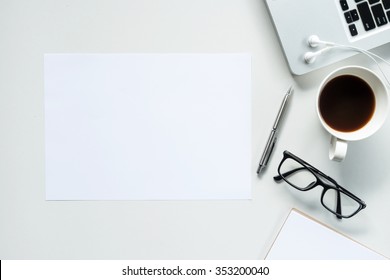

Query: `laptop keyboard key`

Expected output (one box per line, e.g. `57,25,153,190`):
368,0,380,4
371,4,388,26
383,0,390,10
357,2,376,30
340,0,349,11
351,9,360,21
349,24,358,36
345,11,353,23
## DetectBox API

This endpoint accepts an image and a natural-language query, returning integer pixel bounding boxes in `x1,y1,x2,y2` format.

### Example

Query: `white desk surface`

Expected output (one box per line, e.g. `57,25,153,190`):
1,0,390,259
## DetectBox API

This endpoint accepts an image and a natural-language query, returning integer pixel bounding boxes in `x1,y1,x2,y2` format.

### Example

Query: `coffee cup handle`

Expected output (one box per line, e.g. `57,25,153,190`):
329,136,348,162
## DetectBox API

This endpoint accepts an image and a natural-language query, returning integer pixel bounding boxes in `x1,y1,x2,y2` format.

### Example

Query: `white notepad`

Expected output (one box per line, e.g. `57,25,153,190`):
44,54,251,200
266,209,386,260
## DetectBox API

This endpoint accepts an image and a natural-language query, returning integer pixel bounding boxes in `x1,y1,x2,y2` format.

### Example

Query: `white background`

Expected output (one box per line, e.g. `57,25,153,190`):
1,0,390,259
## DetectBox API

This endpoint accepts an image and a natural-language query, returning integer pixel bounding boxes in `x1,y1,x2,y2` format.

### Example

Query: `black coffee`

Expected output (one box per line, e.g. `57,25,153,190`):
319,75,376,132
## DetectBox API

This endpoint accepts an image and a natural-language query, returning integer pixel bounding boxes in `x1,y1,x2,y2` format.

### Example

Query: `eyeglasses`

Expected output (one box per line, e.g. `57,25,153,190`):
274,150,366,219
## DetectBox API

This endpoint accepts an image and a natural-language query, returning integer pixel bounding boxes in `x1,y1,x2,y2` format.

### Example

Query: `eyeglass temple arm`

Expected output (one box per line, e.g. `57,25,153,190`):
335,182,365,204
273,167,307,181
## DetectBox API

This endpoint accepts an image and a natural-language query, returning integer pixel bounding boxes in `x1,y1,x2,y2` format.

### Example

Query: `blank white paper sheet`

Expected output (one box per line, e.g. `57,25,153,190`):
266,209,386,260
44,54,251,200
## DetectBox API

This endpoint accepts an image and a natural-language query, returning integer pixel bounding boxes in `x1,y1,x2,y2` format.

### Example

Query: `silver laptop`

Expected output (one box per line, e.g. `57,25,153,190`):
265,0,390,75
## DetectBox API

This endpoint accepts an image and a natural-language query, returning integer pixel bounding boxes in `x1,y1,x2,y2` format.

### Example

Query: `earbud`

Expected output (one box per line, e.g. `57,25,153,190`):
307,35,335,48
307,35,321,48
304,47,333,64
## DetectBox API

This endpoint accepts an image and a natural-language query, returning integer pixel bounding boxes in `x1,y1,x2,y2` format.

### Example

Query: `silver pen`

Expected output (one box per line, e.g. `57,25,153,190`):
257,86,293,174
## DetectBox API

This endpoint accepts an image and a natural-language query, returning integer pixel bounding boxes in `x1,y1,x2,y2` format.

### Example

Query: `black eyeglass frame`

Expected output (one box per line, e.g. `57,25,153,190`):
274,150,366,219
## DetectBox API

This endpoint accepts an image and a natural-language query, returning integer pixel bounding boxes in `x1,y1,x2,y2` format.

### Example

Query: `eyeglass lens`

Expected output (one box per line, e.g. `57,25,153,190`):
322,189,361,217
279,157,317,190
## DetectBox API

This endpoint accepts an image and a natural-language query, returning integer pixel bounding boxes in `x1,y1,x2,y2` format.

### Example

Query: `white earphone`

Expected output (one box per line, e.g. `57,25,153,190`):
304,35,390,87
304,47,333,64
304,35,338,63
307,35,335,48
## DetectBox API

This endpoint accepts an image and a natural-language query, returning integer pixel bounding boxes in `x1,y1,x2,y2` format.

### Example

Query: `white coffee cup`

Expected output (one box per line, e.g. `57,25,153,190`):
316,66,389,162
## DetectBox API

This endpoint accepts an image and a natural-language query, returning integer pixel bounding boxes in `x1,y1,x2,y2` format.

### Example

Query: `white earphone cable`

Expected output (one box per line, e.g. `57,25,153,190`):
335,44,390,87
306,36,390,87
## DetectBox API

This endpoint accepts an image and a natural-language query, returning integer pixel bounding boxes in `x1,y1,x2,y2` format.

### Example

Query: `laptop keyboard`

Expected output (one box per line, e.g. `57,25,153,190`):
339,0,390,37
